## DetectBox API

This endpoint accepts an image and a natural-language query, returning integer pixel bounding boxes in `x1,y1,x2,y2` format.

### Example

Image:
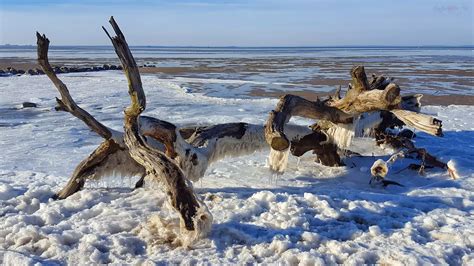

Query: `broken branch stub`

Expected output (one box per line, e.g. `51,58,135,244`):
328,66,401,113
391,109,443,137
290,131,343,166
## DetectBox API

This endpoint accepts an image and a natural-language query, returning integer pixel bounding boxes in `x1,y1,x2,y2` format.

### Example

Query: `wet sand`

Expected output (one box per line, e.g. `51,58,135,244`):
248,88,474,106
2,57,473,106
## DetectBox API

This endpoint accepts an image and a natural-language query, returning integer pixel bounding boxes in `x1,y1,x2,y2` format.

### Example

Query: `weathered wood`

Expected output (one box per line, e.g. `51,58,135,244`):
350,83,401,113
264,67,401,171
290,131,328,157
36,33,113,140
104,16,211,234
330,83,401,113
375,131,457,179
328,66,401,113
373,98,440,138
53,139,144,199
375,132,416,150
314,142,344,166
331,85,342,100
39,16,451,209
265,65,444,174
140,116,178,158
329,66,370,110
265,94,354,151
369,75,391,90
371,111,405,141
351,65,371,92
186,123,248,147
400,94,422,112
391,109,443,137
290,131,343,166
38,32,144,200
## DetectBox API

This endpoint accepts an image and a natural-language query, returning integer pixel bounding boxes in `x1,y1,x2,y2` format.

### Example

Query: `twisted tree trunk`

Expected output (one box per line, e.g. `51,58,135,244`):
265,94,353,151
103,17,212,234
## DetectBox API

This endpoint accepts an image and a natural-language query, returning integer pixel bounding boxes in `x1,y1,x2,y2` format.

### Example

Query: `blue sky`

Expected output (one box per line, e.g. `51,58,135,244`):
0,0,472,46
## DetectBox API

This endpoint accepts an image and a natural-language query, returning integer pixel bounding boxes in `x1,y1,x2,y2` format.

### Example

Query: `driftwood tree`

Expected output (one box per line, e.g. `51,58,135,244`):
37,17,458,244
102,18,213,238
37,17,315,243
37,18,216,241
264,65,456,183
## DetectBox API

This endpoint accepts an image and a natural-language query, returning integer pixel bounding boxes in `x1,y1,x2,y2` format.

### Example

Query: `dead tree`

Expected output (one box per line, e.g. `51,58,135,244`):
37,35,302,200
37,32,145,199
37,38,309,198
37,18,218,239
38,17,295,240
102,17,213,236
37,18,457,235
265,65,448,177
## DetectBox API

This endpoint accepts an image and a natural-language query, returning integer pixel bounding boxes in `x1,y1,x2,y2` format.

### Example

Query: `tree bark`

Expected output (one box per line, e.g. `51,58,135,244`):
327,66,401,113
37,33,114,140
53,139,143,199
369,75,390,90
104,16,211,233
139,116,179,158
265,94,354,151
264,65,444,172
391,109,443,137
290,131,343,166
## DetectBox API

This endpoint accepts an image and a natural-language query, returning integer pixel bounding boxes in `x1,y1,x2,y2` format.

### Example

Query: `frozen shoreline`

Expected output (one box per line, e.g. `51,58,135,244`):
0,72,473,264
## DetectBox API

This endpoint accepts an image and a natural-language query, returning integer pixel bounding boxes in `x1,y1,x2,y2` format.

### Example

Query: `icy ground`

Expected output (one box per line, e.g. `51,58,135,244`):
0,72,473,265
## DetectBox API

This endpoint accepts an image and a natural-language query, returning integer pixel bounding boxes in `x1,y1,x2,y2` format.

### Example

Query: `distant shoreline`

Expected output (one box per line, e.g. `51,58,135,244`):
1,50,472,106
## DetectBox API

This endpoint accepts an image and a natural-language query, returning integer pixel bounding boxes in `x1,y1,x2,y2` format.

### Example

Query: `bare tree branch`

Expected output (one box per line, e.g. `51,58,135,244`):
36,32,113,139
265,94,354,151
104,16,211,233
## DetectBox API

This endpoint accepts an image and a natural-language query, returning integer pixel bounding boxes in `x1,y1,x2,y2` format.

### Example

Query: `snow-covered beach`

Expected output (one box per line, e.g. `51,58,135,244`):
0,69,473,264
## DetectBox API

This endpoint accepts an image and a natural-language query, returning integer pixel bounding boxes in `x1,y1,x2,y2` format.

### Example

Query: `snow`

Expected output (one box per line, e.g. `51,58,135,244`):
0,72,473,264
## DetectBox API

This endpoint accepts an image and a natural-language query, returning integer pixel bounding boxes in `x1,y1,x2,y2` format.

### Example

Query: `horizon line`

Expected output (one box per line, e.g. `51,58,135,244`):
1,44,473,48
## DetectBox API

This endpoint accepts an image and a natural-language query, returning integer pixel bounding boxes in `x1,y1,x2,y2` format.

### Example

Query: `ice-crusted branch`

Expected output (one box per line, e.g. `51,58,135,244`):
373,131,458,182
53,139,144,199
104,16,212,239
265,94,354,152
